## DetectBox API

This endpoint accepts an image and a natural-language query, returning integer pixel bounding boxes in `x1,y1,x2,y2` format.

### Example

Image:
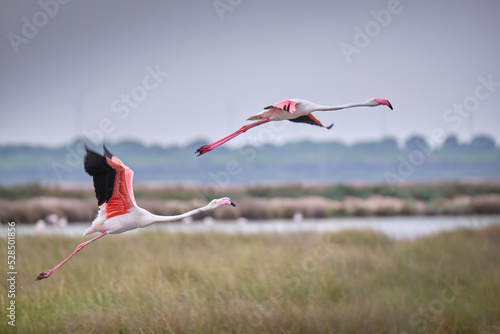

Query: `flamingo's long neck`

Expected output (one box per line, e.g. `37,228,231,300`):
314,101,371,112
148,205,209,224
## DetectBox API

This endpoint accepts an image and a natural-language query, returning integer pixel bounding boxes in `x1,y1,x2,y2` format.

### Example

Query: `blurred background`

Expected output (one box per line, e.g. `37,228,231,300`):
2,0,500,148
1,2,500,333
0,0,499,224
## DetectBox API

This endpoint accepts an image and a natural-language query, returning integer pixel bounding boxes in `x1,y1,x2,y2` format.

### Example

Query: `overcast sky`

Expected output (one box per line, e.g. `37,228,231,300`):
1,0,499,148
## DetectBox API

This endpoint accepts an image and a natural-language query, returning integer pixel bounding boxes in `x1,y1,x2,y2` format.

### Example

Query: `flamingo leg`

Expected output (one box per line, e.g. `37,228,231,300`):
36,232,108,280
196,118,270,156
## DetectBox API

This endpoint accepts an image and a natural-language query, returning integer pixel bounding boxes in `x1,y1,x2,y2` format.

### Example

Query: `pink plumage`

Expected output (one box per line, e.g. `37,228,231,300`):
196,98,393,156
36,146,235,280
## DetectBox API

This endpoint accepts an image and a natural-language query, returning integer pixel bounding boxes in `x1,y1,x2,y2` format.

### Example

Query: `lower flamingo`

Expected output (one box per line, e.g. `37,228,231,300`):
36,146,235,280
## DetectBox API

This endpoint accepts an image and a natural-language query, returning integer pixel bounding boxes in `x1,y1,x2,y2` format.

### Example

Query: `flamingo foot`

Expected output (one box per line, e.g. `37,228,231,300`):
36,270,53,280
196,145,213,156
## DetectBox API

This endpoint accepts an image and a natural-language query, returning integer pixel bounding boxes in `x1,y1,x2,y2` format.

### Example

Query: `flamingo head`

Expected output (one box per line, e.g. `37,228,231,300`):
369,98,393,110
209,197,236,208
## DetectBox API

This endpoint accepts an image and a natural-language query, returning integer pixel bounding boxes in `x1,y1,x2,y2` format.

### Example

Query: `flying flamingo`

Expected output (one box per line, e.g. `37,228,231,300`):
36,146,235,280
196,98,393,155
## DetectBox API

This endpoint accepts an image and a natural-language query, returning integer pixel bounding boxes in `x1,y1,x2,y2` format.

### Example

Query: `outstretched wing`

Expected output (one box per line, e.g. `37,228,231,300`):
289,114,333,129
84,147,116,206
84,146,137,219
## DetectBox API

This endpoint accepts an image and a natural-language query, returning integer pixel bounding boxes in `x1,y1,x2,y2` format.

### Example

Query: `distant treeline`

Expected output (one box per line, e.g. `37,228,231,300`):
0,134,499,185
2,181,500,202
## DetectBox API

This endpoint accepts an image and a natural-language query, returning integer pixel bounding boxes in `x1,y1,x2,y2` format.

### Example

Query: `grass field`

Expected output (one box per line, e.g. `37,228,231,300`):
1,225,500,333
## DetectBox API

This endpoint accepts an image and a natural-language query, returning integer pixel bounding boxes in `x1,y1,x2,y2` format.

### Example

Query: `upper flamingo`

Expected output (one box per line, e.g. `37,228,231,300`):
36,146,235,280
196,98,393,156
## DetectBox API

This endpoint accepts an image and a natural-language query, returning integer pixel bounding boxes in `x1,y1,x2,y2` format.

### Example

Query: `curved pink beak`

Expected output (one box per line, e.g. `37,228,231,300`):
219,197,236,207
376,99,393,110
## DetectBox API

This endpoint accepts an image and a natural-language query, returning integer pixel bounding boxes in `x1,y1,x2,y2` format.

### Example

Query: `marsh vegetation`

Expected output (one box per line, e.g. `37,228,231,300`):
1,226,499,333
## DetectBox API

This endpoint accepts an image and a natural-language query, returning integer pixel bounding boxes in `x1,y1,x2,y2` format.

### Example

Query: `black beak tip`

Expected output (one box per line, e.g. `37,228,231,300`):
264,105,274,110
231,201,236,207
388,103,393,110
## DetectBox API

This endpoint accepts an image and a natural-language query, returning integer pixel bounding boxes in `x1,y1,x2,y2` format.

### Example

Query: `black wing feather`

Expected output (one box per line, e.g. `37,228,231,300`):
84,147,116,206
103,144,113,159
289,116,334,129
289,116,322,127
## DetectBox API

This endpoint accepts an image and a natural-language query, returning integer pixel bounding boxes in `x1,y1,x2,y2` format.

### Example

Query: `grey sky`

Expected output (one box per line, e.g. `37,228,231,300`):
1,0,499,148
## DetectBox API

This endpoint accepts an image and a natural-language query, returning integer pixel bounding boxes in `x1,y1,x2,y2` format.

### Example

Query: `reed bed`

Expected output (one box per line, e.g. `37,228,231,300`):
1,225,499,333
2,193,500,224
2,182,500,223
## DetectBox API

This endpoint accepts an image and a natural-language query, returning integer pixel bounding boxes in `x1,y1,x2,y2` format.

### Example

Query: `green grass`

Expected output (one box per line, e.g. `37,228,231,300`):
1,226,500,333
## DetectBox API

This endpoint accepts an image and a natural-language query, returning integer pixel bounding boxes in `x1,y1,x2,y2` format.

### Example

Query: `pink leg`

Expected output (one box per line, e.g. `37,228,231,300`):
36,232,108,280
196,118,270,156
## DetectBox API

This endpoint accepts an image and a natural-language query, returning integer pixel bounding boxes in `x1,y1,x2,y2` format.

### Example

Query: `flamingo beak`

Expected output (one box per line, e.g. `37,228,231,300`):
264,105,275,110
376,99,393,110
219,198,236,207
